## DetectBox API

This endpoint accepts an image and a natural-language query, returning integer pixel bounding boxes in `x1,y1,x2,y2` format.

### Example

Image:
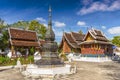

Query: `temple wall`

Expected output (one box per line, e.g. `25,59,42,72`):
62,41,80,53
104,45,113,56
81,44,113,56
81,48,104,54
62,41,71,53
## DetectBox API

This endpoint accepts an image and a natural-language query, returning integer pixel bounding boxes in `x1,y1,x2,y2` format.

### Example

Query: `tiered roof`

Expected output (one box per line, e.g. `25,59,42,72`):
71,32,85,43
60,28,113,50
9,28,39,47
59,32,85,48
79,28,112,45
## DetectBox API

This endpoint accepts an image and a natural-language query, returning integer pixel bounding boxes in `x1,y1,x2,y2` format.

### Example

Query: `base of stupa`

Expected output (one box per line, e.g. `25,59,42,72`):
22,64,74,80
35,58,64,66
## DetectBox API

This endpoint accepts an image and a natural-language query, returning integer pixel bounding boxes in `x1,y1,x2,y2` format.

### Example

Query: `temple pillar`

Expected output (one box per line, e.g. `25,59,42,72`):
11,46,15,58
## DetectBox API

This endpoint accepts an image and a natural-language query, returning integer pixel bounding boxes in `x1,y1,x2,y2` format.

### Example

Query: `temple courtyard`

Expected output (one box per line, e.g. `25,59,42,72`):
0,61,120,80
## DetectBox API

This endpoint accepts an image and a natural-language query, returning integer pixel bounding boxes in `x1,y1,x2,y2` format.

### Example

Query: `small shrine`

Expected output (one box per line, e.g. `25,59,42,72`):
8,28,40,57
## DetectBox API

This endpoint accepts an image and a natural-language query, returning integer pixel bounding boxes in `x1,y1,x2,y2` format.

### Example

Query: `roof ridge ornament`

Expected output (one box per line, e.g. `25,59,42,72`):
91,27,97,35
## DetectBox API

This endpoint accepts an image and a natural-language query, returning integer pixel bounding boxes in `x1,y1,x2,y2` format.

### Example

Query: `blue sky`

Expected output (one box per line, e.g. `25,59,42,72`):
0,0,120,43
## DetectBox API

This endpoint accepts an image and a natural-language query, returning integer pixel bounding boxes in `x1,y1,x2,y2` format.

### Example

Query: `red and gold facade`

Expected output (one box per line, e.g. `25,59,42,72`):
59,29,113,56
79,29,113,56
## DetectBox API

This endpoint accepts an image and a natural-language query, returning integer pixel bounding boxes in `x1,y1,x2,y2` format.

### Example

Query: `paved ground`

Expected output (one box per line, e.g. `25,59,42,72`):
0,61,120,80
0,68,25,80
56,61,120,80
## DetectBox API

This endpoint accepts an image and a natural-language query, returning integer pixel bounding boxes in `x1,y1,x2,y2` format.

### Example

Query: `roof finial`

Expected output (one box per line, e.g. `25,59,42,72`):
48,5,52,29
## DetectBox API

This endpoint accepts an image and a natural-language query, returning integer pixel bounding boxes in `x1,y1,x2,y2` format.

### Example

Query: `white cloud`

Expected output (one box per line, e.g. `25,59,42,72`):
101,26,106,29
54,21,66,27
35,17,46,22
82,0,93,5
108,26,120,34
77,0,120,15
55,31,63,37
77,21,86,26
53,28,63,37
103,0,112,4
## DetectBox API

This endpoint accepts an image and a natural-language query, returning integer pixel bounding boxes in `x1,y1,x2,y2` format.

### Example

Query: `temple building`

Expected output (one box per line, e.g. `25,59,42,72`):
59,32,85,54
8,28,40,57
79,28,113,57
59,28,113,56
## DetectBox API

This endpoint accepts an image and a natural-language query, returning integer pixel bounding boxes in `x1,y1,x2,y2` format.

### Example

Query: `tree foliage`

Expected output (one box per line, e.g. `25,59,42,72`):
10,20,47,39
112,36,120,47
0,18,7,33
0,30,9,51
10,21,29,30
0,18,47,51
78,30,83,34
28,20,47,39
0,18,9,51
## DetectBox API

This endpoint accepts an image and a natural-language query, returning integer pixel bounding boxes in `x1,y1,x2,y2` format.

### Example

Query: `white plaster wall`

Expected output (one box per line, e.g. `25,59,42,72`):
26,64,71,75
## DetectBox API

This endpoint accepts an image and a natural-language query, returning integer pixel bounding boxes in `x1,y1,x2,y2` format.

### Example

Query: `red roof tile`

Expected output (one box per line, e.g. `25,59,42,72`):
64,33,75,43
71,32,85,42
9,28,38,41
11,40,39,47
9,28,39,47
59,32,84,49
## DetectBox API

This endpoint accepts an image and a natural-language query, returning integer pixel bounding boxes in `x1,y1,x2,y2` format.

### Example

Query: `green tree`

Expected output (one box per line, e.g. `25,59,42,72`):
0,18,7,33
0,18,9,51
10,20,47,39
0,30,9,50
112,36,120,47
10,21,29,30
28,20,40,31
78,30,83,34
28,20,47,39
0,19,47,51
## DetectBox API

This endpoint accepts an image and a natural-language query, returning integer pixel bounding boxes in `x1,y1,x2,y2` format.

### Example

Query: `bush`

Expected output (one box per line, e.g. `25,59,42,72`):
59,53,68,61
29,47,35,55
0,56,5,64
0,56,10,64
0,56,16,66
0,55,34,66
19,56,34,64
28,56,34,63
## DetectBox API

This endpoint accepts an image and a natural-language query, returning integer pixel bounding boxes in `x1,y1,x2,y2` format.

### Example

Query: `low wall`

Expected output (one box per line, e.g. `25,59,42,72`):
72,57,112,62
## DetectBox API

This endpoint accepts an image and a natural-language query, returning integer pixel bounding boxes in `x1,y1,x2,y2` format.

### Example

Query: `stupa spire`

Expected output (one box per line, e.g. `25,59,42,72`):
48,5,52,30
45,6,55,41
